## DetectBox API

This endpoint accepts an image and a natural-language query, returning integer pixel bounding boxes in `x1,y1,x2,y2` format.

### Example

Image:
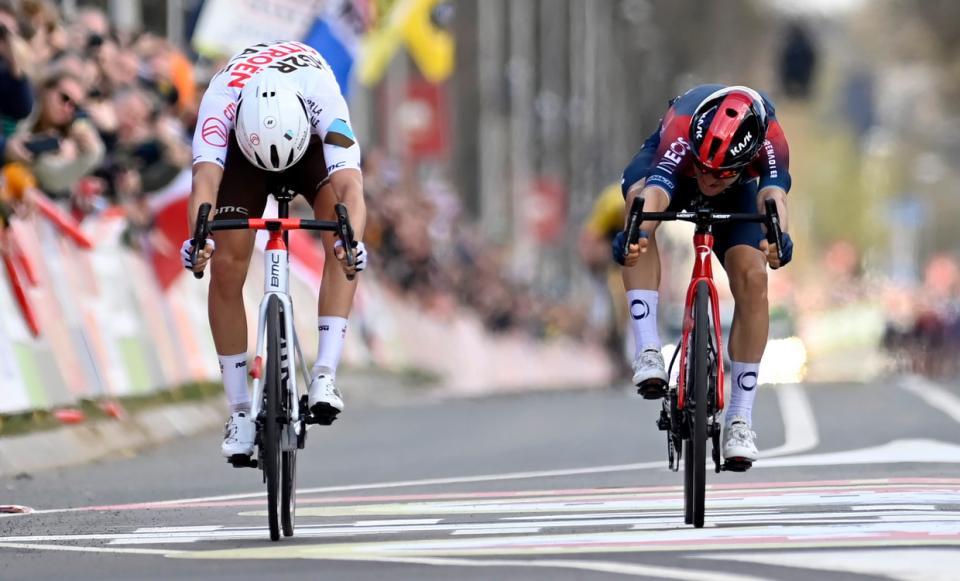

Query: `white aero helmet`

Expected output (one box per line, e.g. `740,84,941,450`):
234,68,311,172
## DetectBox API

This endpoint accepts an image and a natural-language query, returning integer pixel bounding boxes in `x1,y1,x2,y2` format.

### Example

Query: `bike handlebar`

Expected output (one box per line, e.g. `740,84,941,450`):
190,202,358,280
209,217,341,232
626,196,785,263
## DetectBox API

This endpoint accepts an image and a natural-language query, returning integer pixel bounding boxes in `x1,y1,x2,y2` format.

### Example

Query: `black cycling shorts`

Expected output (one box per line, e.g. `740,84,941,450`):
214,133,329,220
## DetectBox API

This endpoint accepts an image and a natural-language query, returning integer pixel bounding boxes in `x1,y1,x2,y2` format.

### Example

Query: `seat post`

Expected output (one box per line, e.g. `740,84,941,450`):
272,184,295,247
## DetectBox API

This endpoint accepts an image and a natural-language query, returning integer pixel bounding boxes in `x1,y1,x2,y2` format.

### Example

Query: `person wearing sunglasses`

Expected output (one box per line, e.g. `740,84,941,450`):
611,84,793,467
5,71,104,197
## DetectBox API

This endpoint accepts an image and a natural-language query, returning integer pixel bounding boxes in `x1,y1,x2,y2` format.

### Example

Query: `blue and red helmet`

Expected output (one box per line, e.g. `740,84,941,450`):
689,86,768,175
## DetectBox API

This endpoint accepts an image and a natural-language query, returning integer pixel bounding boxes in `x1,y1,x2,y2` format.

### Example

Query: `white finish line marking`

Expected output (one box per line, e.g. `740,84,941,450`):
2,480,958,554
366,556,776,581
13,383,820,518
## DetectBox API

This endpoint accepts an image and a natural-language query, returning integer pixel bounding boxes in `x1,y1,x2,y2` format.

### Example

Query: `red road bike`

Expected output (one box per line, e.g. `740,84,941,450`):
624,195,784,528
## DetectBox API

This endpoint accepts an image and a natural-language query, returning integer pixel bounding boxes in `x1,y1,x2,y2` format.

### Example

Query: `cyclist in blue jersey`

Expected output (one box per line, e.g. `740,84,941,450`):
612,84,793,468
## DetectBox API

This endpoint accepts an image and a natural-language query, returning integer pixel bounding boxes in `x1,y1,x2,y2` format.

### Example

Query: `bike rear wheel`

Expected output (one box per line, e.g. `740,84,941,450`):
683,436,694,524
264,296,283,541
690,280,709,528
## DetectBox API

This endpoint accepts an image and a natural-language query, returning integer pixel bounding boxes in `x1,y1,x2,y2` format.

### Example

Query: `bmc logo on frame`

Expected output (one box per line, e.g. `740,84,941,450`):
270,253,281,288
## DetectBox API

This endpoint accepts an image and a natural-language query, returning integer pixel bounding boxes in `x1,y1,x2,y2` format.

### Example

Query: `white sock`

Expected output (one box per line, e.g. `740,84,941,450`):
726,360,760,427
312,316,348,379
626,289,660,357
219,353,250,413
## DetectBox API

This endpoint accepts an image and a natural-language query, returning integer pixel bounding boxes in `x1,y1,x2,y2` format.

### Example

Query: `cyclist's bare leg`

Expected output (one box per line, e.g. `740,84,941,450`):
208,228,257,355
622,184,670,395
621,230,660,291
724,245,769,362
313,181,359,317
621,182,666,293
303,182,358,422
723,244,767,450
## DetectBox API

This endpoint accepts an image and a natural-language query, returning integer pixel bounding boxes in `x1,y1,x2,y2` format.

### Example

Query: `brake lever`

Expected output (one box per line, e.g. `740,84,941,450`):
334,203,356,281
624,196,644,258
191,203,212,280
763,198,783,264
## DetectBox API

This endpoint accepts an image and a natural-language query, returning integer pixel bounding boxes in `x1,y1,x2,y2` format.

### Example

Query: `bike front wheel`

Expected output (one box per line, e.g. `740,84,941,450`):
689,280,710,528
264,296,283,541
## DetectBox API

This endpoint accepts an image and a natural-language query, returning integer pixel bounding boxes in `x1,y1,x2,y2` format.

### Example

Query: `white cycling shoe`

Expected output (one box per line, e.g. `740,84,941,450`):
633,347,668,399
221,411,256,458
308,374,343,425
722,416,759,463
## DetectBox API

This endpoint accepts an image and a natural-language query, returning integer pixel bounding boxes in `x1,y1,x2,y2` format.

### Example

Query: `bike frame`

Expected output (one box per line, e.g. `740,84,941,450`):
676,230,724,411
245,221,316,452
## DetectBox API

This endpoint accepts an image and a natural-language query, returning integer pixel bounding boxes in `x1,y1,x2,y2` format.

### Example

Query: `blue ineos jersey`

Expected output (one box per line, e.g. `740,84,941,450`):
621,84,791,199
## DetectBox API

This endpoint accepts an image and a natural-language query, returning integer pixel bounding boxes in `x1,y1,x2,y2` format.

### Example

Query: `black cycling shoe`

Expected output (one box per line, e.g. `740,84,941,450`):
637,379,668,400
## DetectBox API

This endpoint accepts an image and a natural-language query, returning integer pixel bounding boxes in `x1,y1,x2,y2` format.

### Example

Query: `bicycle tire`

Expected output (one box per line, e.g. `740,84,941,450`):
683,436,693,524
691,280,709,528
281,450,297,536
264,296,282,541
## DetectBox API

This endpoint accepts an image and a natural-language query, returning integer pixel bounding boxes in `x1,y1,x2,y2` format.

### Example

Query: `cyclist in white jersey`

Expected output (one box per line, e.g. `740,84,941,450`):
182,41,366,458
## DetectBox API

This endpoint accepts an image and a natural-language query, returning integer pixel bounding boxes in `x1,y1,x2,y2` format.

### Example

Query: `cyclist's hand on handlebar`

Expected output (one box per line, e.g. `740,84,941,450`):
612,230,649,267
181,237,215,273
759,232,793,270
334,239,367,277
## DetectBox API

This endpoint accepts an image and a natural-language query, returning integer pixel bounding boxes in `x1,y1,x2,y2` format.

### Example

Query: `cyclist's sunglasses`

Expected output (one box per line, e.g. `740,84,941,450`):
693,159,742,180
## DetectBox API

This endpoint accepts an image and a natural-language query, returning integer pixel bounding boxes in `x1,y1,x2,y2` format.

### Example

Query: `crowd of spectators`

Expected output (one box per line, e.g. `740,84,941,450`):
0,1,194,233
876,254,960,380
0,1,589,342
360,148,589,339
882,297,960,380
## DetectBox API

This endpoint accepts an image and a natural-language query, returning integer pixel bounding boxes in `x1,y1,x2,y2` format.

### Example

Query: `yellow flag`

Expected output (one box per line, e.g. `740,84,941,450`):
358,0,454,85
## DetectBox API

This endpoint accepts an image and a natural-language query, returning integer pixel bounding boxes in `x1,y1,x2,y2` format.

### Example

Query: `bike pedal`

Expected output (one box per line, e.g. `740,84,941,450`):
306,403,340,426
721,458,753,472
227,454,258,469
637,380,667,400
656,411,671,431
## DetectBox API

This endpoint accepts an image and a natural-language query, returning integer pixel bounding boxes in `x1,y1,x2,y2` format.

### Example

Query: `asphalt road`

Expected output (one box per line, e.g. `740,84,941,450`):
2,374,959,581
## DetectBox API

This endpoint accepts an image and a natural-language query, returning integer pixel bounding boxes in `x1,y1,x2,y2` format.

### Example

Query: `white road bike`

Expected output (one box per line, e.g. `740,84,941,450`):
191,188,357,541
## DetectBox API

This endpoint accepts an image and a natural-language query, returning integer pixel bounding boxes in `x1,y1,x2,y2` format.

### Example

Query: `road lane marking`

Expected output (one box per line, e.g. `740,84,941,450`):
700,548,960,581
0,541,183,556
760,383,818,458
4,480,959,557
852,505,934,511
21,459,667,515
900,375,960,426
365,556,776,581
16,438,960,518
450,528,540,535
758,439,960,468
